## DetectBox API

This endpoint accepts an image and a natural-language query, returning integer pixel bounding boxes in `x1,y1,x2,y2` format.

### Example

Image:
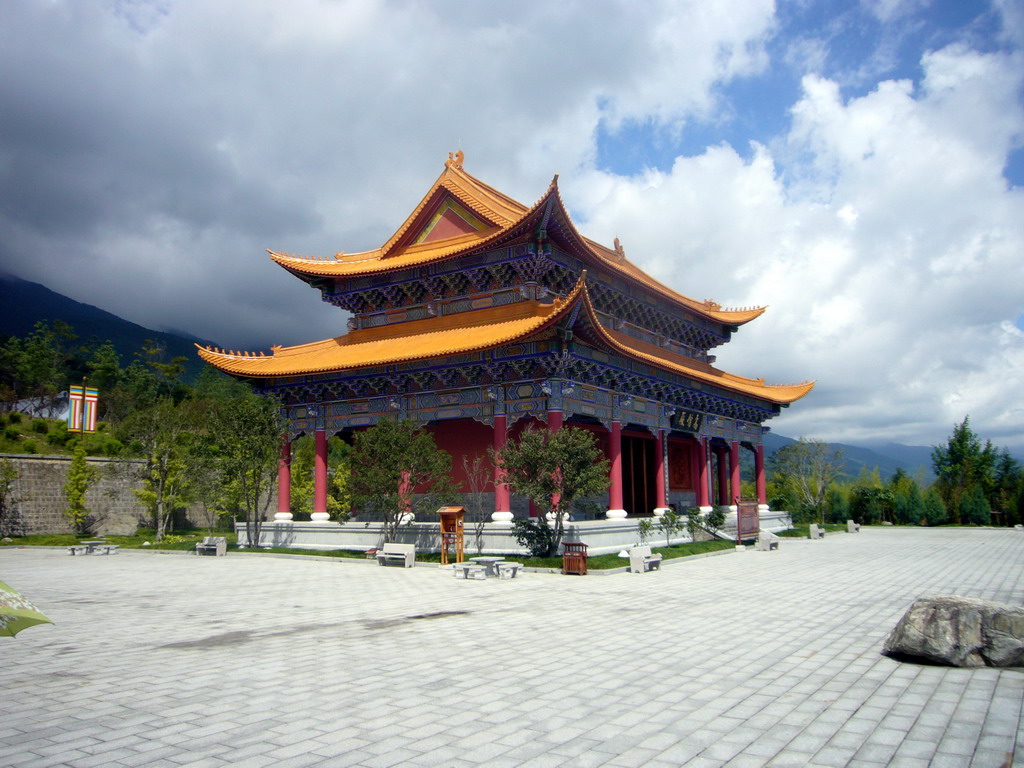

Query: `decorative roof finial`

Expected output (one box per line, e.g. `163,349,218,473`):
613,237,625,259
445,149,465,170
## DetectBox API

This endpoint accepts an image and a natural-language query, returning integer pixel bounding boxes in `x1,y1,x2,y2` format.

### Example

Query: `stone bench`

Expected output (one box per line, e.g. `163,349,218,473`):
628,545,663,573
847,519,861,533
808,524,825,539
496,562,522,580
68,545,88,556
195,537,226,556
453,563,486,580
95,544,119,555
755,532,780,551
376,542,415,568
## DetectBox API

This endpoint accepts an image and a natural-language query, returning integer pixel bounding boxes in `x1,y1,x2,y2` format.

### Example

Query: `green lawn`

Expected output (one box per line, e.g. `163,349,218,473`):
777,523,847,537
2,530,738,569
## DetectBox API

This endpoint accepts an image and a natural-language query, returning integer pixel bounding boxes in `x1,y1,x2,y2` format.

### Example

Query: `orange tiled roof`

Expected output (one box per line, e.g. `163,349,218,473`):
269,153,764,327
198,276,812,405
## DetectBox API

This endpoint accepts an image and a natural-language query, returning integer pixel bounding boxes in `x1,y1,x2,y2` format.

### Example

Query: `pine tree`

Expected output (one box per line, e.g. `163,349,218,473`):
922,486,948,526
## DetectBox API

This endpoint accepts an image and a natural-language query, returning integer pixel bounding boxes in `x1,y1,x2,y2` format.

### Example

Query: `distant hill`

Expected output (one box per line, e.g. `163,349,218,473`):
763,432,935,482
0,274,210,380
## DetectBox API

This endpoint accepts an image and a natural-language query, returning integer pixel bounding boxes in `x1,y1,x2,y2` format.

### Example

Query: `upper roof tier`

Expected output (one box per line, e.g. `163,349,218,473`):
270,151,765,327
197,275,813,406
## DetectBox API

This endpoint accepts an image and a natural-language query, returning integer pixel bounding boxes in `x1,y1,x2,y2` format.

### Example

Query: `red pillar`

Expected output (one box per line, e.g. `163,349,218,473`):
729,440,741,506
276,434,291,517
716,445,729,505
697,437,710,508
755,443,767,506
654,429,667,510
493,415,511,520
313,428,329,520
608,420,624,514
547,409,563,433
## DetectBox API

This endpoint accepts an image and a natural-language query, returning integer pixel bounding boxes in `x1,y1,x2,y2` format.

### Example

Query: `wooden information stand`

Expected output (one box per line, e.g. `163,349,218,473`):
437,506,466,565
736,500,760,542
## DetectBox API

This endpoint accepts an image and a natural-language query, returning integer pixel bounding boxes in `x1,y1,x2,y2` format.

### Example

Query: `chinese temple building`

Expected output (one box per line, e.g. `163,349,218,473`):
199,152,812,533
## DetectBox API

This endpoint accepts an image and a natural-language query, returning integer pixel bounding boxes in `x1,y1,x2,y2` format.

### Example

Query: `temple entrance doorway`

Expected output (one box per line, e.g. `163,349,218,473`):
622,434,656,516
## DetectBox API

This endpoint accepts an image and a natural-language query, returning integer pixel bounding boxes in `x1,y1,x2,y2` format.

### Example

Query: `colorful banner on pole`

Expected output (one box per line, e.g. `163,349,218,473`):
67,385,99,433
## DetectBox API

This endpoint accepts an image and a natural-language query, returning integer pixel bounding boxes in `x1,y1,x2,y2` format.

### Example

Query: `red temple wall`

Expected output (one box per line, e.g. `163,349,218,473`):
424,418,493,491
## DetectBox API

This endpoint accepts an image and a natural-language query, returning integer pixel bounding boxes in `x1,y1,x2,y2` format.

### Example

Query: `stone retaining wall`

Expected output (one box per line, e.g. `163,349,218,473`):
3,453,149,536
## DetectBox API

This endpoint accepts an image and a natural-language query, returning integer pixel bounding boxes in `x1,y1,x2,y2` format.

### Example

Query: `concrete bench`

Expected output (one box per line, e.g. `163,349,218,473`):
68,545,88,556
755,532,780,551
95,544,119,555
809,524,825,539
847,520,861,533
376,542,415,568
195,537,227,556
496,562,522,580
629,545,663,573
453,563,486,580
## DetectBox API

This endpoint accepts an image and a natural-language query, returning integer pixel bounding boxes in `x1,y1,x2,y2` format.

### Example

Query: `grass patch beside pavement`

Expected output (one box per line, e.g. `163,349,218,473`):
2,530,738,569
777,523,847,537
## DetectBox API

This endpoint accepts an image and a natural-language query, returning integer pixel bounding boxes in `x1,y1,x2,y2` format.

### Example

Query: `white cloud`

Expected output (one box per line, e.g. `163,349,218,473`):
572,42,1024,449
0,0,1022,452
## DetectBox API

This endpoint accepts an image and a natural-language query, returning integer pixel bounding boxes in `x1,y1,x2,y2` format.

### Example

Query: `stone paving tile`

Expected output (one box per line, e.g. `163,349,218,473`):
2,528,1023,768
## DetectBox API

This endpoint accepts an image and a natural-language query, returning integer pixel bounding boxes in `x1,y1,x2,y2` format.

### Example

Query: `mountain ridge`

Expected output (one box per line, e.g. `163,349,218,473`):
0,274,212,380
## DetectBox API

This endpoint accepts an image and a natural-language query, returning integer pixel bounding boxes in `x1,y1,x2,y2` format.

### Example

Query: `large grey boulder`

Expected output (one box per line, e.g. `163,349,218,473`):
883,596,1024,667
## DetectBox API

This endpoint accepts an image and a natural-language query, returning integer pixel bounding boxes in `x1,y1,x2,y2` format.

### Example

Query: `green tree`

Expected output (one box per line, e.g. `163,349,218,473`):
890,469,925,525
932,417,996,524
991,449,1022,526
657,509,684,547
494,425,610,556
0,321,76,416
922,486,948,526
824,484,849,523
211,389,285,548
958,484,991,526
849,485,893,524
136,340,188,401
120,398,201,541
461,454,493,554
349,419,456,543
63,441,98,535
767,438,845,524
85,340,123,393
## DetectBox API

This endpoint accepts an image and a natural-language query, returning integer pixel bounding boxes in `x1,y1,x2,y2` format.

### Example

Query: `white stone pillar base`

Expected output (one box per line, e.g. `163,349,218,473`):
699,506,714,514
758,504,770,513
397,512,415,525
605,508,627,520
274,512,294,521
491,510,514,526
652,507,671,518
310,512,330,522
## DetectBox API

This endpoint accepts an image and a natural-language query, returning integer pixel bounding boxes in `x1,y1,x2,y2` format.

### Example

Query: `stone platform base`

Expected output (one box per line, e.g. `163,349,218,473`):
237,511,793,556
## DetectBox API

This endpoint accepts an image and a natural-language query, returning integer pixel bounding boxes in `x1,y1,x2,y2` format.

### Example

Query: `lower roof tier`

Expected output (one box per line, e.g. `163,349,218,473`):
199,276,812,409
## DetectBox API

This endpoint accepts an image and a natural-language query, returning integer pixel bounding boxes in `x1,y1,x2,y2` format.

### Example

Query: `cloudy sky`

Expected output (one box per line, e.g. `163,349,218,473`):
1,0,1022,450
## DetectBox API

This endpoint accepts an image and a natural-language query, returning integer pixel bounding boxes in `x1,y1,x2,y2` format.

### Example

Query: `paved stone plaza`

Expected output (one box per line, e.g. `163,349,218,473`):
1,528,1022,768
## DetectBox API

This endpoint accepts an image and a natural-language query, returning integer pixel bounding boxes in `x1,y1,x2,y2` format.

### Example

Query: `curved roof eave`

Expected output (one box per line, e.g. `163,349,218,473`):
197,275,811,406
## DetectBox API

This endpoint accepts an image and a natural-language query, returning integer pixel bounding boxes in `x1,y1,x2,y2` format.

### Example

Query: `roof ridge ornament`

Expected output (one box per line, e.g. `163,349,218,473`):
445,150,465,170
613,238,626,260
